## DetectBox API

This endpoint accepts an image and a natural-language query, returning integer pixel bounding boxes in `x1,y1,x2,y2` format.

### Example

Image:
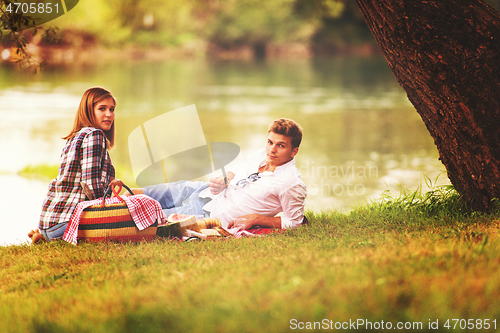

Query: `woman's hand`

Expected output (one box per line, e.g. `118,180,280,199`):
109,178,123,189
107,179,124,196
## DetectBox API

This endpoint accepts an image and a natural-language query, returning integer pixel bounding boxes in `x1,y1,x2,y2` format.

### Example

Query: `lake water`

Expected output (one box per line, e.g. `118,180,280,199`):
0,56,448,245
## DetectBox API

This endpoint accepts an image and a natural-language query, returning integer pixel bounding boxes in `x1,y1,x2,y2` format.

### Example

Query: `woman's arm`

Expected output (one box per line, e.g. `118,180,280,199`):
81,130,108,199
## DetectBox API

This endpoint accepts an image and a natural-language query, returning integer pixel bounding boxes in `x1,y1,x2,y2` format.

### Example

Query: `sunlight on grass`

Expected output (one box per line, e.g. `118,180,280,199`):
1,186,500,332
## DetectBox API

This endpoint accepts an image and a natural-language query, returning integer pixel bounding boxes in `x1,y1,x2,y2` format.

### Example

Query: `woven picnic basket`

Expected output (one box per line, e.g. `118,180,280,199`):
78,183,158,242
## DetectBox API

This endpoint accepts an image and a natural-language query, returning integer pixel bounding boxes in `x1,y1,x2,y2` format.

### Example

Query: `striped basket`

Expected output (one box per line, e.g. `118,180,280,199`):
78,184,158,242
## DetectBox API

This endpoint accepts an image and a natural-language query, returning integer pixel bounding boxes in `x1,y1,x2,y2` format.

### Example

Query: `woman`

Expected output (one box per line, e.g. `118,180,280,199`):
29,87,120,244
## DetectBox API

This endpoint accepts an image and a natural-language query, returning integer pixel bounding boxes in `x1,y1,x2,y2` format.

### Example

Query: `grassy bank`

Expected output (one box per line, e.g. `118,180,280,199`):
17,164,59,181
2,188,500,333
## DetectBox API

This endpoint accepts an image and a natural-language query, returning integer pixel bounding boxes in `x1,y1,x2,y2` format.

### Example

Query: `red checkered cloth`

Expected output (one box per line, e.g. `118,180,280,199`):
63,194,166,245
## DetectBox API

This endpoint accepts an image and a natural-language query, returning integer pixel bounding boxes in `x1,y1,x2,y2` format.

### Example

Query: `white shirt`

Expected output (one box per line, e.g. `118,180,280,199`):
200,148,307,229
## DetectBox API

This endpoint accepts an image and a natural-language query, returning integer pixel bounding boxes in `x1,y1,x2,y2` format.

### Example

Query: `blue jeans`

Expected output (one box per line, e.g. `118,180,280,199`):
143,180,211,217
40,222,69,242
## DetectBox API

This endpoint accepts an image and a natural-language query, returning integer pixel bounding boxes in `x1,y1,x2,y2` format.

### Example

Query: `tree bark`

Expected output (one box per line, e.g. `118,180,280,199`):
356,0,500,211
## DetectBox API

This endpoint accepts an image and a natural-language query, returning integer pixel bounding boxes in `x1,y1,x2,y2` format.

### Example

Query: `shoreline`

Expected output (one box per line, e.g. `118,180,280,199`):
1,30,381,67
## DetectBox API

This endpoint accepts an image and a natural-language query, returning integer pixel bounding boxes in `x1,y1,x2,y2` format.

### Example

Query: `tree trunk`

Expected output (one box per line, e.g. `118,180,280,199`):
356,0,500,211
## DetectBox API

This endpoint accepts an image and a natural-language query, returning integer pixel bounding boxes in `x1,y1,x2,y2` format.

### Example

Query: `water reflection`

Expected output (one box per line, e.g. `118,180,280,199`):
0,56,448,245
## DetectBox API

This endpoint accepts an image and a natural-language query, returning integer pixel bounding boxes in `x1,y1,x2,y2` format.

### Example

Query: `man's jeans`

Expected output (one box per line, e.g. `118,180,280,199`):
143,180,211,217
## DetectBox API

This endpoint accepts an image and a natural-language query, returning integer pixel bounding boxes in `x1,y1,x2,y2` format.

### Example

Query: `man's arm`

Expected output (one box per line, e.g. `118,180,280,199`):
228,214,281,229
227,181,307,230
125,171,236,197
279,183,307,229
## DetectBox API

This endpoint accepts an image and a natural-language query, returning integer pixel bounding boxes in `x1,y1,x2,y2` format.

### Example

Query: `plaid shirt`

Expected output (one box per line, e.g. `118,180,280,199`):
39,127,115,229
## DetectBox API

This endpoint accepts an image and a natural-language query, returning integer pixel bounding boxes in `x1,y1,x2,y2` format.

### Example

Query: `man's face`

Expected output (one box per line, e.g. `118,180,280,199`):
265,131,299,167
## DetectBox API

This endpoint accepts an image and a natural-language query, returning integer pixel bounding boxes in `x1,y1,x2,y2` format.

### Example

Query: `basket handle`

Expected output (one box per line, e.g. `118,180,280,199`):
101,182,134,207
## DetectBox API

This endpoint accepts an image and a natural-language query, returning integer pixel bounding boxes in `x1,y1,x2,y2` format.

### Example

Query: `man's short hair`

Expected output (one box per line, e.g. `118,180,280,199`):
268,118,303,149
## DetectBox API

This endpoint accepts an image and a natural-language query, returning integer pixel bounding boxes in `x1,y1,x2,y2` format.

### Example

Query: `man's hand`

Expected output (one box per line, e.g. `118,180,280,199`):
227,214,281,230
209,171,235,195
209,176,226,195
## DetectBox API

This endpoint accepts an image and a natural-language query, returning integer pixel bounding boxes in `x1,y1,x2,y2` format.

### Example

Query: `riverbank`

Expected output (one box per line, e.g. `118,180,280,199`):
2,189,499,332
0,28,381,69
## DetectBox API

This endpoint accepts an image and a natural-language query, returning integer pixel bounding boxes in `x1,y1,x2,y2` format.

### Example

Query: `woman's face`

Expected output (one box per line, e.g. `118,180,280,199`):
93,97,115,131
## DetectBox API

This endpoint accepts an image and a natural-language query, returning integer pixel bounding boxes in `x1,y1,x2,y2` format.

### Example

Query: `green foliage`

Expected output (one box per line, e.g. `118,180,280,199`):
1,0,378,58
50,0,203,47
0,1,59,70
294,0,346,20
202,0,308,48
107,0,201,47
4,0,497,59
1,0,36,32
46,0,499,51
295,0,376,52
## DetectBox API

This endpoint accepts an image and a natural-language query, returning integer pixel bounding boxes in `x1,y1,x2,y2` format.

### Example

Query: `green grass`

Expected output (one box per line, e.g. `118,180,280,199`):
2,187,500,333
17,164,59,181
16,162,139,188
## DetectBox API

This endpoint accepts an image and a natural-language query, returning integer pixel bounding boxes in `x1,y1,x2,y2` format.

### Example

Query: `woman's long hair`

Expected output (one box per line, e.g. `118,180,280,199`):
63,87,116,148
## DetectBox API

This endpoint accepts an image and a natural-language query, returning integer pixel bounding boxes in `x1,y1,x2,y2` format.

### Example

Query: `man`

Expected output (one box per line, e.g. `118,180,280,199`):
129,118,307,230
